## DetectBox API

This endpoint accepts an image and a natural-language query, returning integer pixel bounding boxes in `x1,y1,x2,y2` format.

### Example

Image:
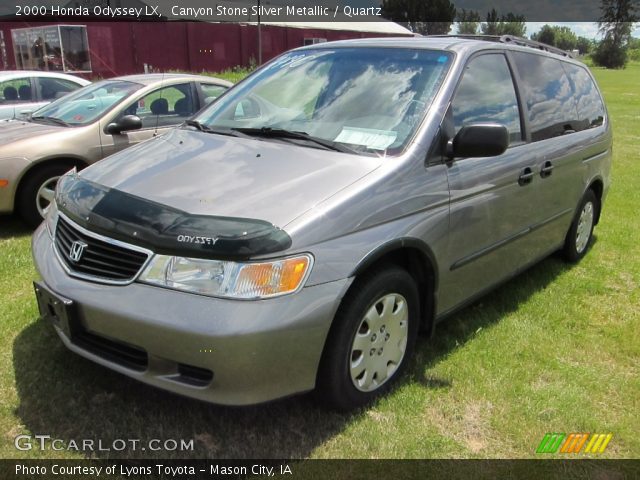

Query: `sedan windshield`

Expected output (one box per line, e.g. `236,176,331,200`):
31,80,142,126
194,48,453,155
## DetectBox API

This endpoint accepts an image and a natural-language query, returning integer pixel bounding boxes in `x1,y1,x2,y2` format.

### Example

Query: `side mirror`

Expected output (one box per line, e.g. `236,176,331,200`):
447,123,509,159
106,115,142,135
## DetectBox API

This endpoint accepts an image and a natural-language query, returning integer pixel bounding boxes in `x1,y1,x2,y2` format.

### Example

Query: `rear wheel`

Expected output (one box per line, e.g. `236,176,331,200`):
563,189,598,263
316,266,419,411
17,163,74,228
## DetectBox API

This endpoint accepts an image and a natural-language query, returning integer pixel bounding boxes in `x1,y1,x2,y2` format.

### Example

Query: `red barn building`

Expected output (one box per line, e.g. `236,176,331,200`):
0,20,412,78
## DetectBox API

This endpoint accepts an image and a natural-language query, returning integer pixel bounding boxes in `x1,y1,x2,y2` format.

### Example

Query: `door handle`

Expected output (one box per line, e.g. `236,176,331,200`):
518,167,534,186
540,161,554,178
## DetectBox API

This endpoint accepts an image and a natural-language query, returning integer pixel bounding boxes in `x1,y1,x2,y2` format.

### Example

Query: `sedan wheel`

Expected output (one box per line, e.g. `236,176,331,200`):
18,163,74,228
35,175,60,218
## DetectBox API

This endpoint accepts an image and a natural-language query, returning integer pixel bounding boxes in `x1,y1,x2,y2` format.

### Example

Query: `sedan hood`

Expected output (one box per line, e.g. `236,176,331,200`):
81,128,384,227
0,119,62,145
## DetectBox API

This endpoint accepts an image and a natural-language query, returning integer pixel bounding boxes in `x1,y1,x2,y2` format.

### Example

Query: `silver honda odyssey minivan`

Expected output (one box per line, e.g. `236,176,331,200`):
32,36,612,410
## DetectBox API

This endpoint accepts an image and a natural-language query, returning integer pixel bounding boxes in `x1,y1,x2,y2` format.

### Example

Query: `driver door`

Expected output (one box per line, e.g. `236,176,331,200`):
439,52,541,313
99,82,197,157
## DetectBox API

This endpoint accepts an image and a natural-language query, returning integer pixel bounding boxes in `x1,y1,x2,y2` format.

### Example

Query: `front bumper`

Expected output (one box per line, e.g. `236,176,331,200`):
32,225,351,405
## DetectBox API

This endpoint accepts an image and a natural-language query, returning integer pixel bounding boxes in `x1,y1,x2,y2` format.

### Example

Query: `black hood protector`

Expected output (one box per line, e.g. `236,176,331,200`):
55,172,292,259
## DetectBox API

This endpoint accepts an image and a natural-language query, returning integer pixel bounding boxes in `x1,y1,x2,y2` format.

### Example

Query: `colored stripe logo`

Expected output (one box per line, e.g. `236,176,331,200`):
536,433,612,454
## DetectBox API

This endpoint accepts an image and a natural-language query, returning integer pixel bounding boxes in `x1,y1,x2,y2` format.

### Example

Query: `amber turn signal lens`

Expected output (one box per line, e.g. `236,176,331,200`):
236,256,311,297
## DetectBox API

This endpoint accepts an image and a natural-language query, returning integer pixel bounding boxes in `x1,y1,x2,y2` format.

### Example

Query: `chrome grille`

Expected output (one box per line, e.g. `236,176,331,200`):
54,215,150,283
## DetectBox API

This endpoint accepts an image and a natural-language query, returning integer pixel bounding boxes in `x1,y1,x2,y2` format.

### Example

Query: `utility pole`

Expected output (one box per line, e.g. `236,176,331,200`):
257,0,262,65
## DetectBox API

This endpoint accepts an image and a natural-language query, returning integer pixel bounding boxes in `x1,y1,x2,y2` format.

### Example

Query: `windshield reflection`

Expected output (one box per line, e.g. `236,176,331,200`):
194,48,452,155
32,80,142,126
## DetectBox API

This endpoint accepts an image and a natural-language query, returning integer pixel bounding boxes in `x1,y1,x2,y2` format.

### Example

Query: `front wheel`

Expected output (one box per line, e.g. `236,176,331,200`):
17,163,74,228
316,266,419,411
562,189,598,263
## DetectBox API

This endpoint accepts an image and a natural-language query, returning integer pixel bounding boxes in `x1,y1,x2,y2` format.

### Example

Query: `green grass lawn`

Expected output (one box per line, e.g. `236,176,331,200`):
0,63,638,461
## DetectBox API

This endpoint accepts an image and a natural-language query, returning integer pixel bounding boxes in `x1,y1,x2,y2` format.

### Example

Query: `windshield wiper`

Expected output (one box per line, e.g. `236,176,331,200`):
31,115,71,127
231,127,358,154
183,120,247,138
183,119,212,132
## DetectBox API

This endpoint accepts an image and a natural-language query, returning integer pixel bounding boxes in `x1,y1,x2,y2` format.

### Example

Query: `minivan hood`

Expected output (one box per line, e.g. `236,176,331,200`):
0,118,62,145
81,128,384,227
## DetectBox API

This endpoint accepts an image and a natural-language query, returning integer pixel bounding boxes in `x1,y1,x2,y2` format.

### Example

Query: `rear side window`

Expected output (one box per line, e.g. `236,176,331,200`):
0,78,32,102
38,77,82,100
562,63,605,131
201,84,227,106
452,53,522,144
511,52,579,141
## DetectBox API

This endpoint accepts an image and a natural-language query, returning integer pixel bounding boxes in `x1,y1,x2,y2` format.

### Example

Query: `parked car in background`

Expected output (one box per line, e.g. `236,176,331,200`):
0,73,232,226
0,71,90,120
32,36,611,410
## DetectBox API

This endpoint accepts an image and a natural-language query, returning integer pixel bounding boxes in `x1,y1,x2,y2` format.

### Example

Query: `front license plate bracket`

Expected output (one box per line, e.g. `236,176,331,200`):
33,281,77,338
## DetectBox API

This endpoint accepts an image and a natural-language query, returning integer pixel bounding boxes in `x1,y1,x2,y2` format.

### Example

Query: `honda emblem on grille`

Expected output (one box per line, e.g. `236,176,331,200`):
69,240,88,262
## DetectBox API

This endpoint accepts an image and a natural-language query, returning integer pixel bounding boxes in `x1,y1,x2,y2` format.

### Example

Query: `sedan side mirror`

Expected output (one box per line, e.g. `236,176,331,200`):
106,115,142,135
447,123,509,159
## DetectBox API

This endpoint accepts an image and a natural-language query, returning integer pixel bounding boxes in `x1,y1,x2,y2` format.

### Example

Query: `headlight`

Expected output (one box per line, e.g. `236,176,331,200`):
138,254,313,299
45,200,59,238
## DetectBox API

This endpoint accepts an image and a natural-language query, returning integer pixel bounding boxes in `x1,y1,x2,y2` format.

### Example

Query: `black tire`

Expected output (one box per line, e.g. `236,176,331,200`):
316,265,420,411
17,163,74,228
562,189,598,263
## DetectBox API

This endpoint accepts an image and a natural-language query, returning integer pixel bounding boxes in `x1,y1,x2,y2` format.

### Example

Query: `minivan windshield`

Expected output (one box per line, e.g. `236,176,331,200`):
193,48,453,155
31,80,142,127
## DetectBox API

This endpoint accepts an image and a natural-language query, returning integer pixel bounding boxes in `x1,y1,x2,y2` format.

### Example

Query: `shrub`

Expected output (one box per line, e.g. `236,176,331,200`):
592,39,628,69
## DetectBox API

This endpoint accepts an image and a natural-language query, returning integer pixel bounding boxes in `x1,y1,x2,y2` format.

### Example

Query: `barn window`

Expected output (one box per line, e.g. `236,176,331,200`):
303,38,327,46
11,25,91,73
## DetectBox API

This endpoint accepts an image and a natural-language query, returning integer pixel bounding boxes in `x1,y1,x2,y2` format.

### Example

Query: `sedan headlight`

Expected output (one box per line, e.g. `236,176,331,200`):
138,254,313,299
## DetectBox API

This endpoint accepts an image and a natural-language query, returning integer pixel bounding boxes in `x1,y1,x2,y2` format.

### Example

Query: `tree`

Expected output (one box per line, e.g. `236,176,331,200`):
457,9,481,34
531,25,580,52
553,26,578,51
381,0,456,35
593,0,638,68
576,36,594,55
499,14,527,37
480,9,526,37
531,25,556,45
481,8,500,35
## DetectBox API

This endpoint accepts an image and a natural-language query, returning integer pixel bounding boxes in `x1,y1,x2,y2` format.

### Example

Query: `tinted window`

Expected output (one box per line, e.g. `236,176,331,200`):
563,63,605,130
121,83,196,129
512,52,579,141
452,54,522,143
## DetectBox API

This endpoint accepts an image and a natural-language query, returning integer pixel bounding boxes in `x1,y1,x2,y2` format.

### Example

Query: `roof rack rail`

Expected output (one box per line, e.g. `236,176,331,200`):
498,35,573,57
426,34,574,58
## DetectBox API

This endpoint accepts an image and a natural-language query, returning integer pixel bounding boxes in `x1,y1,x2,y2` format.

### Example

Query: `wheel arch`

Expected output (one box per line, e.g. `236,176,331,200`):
350,238,439,335
586,177,604,225
15,156,89,210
